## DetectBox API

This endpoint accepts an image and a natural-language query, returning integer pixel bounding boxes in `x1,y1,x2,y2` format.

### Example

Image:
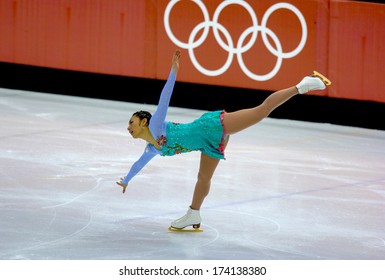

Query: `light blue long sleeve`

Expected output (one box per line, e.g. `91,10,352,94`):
121,69,176,184
150,70,176,133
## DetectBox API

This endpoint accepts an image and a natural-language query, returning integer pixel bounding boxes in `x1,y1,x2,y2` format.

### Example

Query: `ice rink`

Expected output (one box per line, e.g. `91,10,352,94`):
1,87,384,260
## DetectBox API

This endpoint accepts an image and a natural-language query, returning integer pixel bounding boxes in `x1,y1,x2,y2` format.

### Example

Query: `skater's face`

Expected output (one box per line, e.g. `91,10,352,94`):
127,116,146,139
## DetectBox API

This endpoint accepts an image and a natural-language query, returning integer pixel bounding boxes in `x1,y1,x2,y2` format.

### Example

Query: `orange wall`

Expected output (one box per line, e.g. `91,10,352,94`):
328,0,385,102
0,0,384,103
0,0,148,76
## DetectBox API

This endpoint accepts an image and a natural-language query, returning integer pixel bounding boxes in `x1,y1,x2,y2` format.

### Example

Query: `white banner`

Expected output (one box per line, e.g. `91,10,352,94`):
0,260,384,280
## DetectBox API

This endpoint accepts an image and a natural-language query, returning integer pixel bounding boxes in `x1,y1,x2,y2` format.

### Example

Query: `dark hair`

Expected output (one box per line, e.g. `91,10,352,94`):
132,110,152,125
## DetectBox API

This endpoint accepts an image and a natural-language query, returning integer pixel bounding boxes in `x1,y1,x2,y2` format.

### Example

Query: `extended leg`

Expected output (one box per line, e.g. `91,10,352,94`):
223,72,330,135
223,86,298,134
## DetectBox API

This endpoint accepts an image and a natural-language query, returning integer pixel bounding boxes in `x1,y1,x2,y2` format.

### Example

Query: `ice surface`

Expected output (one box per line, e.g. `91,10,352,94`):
1,88,384,260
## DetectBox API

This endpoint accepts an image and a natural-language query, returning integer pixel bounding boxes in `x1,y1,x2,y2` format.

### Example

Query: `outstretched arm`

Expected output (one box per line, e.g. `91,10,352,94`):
116,148,157,194
150,50,181,129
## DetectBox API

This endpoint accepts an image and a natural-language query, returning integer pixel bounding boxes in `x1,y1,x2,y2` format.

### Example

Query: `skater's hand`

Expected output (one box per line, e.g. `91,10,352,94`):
172,50,180,75
116,178,128,194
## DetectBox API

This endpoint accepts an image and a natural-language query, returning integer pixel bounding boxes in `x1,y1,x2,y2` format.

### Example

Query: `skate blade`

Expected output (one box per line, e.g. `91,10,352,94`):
168,226,203,232
313,70,332,86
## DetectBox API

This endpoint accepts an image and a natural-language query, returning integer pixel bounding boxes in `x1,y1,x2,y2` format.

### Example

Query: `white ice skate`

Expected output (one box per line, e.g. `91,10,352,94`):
168,207,203,232
296,70,331,94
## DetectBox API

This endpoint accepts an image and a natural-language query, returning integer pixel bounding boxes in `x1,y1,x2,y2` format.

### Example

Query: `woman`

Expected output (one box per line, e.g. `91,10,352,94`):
117,50,331,231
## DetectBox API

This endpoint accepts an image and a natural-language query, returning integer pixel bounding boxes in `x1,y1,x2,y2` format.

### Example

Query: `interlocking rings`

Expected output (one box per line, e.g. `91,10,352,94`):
164,0,307,81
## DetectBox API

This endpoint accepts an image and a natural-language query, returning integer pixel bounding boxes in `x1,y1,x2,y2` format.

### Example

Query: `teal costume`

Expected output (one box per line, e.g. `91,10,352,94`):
122,69,228,185
162,110,227,157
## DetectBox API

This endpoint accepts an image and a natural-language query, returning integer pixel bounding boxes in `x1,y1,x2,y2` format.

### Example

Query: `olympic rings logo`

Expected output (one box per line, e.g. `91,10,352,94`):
164,0,307,81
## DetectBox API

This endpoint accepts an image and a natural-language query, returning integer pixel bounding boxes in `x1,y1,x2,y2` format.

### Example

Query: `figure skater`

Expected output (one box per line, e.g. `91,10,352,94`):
116,49,331,231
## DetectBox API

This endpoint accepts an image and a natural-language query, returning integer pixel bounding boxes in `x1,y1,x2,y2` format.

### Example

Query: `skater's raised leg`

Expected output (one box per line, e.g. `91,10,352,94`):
223,73,329,135
223,86,298,134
